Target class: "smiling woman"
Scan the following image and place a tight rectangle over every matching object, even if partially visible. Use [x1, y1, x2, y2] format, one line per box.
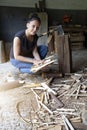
[10, 13, 48, 74]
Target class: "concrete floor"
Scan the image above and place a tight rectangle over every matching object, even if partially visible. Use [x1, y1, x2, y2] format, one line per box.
[0, 49, 86, 129]
[72, 48, 87, 72]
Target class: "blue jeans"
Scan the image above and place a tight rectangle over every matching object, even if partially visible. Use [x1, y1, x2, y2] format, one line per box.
[10, 45, 48, 74]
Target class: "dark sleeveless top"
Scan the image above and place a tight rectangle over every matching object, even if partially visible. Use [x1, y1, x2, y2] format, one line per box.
[10, 30, 38, 59]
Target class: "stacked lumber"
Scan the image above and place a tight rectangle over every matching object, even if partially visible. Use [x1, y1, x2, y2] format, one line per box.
[70, 32, 85, 50]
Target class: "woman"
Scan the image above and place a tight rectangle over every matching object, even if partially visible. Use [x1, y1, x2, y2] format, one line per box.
[10, 14, 48, 74]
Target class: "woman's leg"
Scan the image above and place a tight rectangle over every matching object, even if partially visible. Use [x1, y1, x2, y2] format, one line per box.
[37, 45, 48, 59]
[10, 58, 33, 74]
[10, 45, 48, 74]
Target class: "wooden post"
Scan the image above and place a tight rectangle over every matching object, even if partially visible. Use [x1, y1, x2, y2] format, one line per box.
[0, 41, 6, 63]
[56, 34, 72, 75]
[47, 34, 55, 54]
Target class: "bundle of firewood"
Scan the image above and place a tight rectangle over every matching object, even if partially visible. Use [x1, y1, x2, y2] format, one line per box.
[31, 55, 57, 73]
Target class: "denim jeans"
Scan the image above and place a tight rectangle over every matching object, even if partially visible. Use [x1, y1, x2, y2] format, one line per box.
[10, 45, 48, 74]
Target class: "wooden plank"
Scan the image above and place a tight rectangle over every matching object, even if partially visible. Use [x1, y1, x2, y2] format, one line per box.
[70, 35, 85, 42]
[64, 35, 72, 73]
[54, 31, 58, 53]
[0, 41, 7, 63]
[38, 125, 62, 130]
[47, 34, 55, 54]
[48, 125, 62, 130]
[56, 35, 72, 75]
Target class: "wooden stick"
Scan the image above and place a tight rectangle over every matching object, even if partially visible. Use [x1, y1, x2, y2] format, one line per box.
[31, 59, 57, 73]
[46, 77, 53, 85]
[49, 92, 63, 107]
[32, 87, 45, 90]
[41, 82, 57, 95]
[44, 92, 48, 104]
[46, 34, 53, 45]
[68, 81, 80, 97]
[62, 115, 69, 130]
[41, 83, 63, 107]
[62, 79, 74, 83]
[66, 94, 87, 97]
[70, 117, 81, 123]
[80, 90, 87, 93]
[58, 90, 67, 98]
[57, 108, 75, 112]
[39, 101, 53, 114]
[31, 88, 40, 99]
[45, 54, 55, 60]
[52, 84, 71, 89]
[75, 85, 81, 99]
[31, 88, 41, 110]
[40, 93, 44, 103]
[62, 115, 75, 130]
[59, 112, 78, 116]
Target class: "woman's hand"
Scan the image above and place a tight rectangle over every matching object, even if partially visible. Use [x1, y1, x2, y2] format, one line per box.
[33, 59, 44, 66]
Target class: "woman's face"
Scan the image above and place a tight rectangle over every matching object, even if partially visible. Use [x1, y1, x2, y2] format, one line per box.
[26, 20, 40, 35]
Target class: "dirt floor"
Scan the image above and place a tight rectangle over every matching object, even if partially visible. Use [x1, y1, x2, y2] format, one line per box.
[0, 49, 87, 130]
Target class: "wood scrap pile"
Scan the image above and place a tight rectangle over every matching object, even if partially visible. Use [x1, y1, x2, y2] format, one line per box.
[1, 65, 87, 129]
[20, 74, 85, 130]
[4, 69, 87, 129]
[62, 73, 87, 99]
[31, 54, 57, 73]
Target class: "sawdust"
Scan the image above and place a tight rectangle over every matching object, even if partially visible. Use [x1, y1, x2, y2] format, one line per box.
[0, 62, 46, 129]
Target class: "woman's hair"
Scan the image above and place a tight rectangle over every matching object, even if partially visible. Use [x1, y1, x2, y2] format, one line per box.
[27, 13, 41, 24]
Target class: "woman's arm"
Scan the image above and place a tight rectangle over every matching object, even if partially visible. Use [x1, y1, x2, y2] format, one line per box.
[13, 37, 35, 63]
[33, 45, 44, 65]
[13, 37, 43, 65]
[33, 46, 41, 60]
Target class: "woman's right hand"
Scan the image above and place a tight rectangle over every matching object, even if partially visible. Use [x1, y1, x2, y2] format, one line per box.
[33, 59, 44, 66]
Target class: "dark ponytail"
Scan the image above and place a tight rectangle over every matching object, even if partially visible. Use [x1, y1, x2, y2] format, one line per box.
[27, 13, 41, 24]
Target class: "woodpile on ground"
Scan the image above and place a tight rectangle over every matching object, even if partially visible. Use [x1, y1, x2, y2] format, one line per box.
[23, 72, 86, 130]
[0, 62, 87, 129]
[8, 70, 87, 129]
